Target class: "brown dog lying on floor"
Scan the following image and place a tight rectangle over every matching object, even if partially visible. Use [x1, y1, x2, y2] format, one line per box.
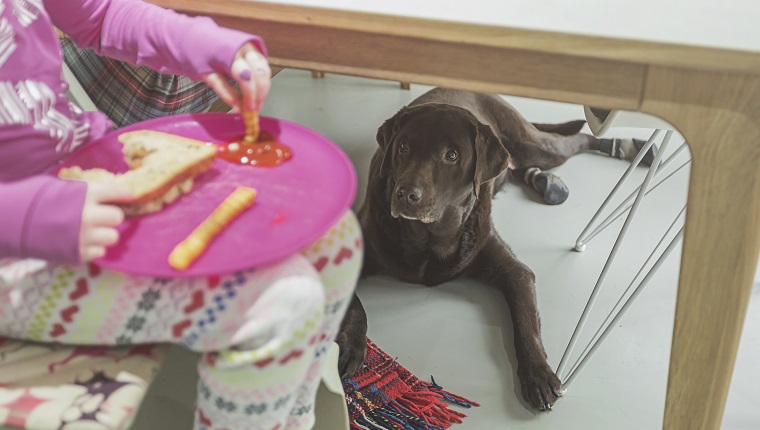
[337, 88, 654, 411]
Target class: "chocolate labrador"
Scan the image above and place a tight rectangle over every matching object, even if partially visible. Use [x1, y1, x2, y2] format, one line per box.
[337, 88, 652, 411]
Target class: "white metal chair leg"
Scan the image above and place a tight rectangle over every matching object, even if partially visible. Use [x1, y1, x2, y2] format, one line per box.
[573, 130, 663, 252]
[557, 131, 673, 377]
[578, 143, 691, 247]
[561, 206, 686, 389]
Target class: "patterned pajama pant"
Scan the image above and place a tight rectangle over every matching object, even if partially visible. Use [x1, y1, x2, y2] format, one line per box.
[0, 211, 362, 430]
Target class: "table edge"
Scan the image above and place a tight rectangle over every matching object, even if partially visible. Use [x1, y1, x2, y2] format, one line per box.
[153, 0, 760, 75]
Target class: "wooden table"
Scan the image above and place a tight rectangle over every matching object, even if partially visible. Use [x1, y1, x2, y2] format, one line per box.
[151, 1, 759, 428]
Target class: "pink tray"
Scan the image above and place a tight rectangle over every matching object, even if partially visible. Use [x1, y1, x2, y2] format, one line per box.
[59, 113, 356, 278]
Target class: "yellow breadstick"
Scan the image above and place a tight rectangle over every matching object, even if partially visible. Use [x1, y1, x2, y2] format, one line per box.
[242, 109, 260, 144]
[169, 187, 257, 270]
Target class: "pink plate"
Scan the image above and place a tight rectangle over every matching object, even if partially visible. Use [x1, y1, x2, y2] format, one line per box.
[59, 113, 356, 278]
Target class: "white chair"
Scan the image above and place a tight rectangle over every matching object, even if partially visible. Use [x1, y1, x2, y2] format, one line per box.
[556, 107, 692, 390]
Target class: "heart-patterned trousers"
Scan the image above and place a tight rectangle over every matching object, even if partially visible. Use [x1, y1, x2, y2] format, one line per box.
[0, 211, 362, 430]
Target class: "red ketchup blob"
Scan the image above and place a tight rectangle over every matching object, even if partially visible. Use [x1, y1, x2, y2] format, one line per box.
[217, 131, 293, 167]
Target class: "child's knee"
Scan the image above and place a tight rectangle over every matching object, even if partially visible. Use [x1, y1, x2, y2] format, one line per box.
[263, 254, 326, 316]
[266, 269, 326, 327]
[228, 255, 326, 348]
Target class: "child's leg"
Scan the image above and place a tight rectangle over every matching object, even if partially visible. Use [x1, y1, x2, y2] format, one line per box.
[0, 211, 362, 430]
[198, 212, 362, 430]
[0, 254, 324, 430]
[193, 256, 327, 430]
[287, 211, 363, 430]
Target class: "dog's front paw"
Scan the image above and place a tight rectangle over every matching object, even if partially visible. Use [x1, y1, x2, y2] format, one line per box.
[336, 329, 367, 378]
[518, 363, 562, 411]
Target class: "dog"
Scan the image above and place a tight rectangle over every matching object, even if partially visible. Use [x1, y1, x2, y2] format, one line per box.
[336, 88, 653, 411]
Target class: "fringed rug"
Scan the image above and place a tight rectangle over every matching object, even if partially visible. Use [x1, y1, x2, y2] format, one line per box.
[342, 338, 479, 430]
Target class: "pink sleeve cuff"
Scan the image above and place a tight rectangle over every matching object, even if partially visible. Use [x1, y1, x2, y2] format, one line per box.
[0, 176, 86, 264]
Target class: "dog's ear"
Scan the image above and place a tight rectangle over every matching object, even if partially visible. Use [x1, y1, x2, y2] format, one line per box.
[376, 107, 408, 178]
[472, 122, 510, 199]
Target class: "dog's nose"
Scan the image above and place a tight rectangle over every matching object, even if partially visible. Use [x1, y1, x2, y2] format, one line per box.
[395, 186, 422, 204]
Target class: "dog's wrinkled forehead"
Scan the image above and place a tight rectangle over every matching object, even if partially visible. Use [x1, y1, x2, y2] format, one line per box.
[397, 106, 476, 147]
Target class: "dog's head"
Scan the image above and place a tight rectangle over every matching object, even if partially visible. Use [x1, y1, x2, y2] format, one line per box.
[376, 103, 510, 224]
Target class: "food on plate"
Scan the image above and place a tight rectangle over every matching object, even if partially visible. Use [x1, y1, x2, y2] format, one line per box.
[242, 108, 260, 143]
[168, 186, 257, 270]
[217, 110, 293, 167]
[58, 130, 217, 216]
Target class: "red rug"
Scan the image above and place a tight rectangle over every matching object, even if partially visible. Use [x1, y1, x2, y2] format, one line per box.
[342, 338, 479, 429]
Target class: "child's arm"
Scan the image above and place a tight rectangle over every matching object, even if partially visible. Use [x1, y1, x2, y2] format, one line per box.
[0, 177, 132, 264]
[0, 177, 87, 263]
[45, 0, 266, 82]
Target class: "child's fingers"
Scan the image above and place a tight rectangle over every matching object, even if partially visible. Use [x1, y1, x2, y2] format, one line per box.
[87, 182, 134, 204]
[81, 245, 106, 262]
[80, 206, 122, 262]
[230, 57, 257, 112]
[204, 43, 270, 112]
[244, 49, 271, 111]
[80, 184, 127, 262]
[82, 203, 125, 229]
[83, 227, 120, 247]
[231, 46, 270, 112]
[204, 72, 241, 112]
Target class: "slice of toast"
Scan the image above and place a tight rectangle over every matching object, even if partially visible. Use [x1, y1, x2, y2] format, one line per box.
[59, 130, 217, 216]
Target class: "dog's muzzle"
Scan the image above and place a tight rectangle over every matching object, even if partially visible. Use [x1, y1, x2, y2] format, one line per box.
[391, 184, 436, 223]
[394, 185, 422, 205]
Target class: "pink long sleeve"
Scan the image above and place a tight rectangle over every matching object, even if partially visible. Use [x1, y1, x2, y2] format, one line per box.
[0, 177, 86, 264]
[46, 0, 266, 81]
[0, 0, 267, 263]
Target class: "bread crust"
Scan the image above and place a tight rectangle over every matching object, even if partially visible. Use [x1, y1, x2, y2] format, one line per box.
[58, 130, 217, 216]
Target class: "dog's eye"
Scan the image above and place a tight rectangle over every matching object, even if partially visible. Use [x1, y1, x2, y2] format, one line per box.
[398, 141, 409, 153]
[445, 149, 459, 162]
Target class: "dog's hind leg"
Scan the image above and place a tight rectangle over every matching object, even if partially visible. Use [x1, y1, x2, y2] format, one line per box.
[513, 167, 570, 205]
[507, 131, 600, 170]
[596, 137, 657, 166]
[526, 123, 657, 167]
[508, 122, 653, 169]
[503, 130, 599, 204]
[507, 129, 656, 204]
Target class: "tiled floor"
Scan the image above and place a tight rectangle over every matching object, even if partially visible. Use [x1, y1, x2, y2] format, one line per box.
[133, 70, 760, 430]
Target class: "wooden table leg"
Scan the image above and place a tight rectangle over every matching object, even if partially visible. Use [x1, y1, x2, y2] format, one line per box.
[642, 67, 760, 430]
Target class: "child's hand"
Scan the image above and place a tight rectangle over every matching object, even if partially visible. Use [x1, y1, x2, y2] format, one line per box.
[203, 43, 271, 113]
[80, 183, 133, 262]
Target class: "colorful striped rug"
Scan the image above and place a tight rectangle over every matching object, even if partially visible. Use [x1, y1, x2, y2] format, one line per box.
[342, 338, 479, 430]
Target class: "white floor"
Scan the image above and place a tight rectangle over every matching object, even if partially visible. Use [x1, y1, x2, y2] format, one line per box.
[133, 70, 760, 430]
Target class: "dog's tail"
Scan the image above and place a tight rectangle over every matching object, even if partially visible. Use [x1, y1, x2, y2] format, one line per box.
[532, 119, 586, 136]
